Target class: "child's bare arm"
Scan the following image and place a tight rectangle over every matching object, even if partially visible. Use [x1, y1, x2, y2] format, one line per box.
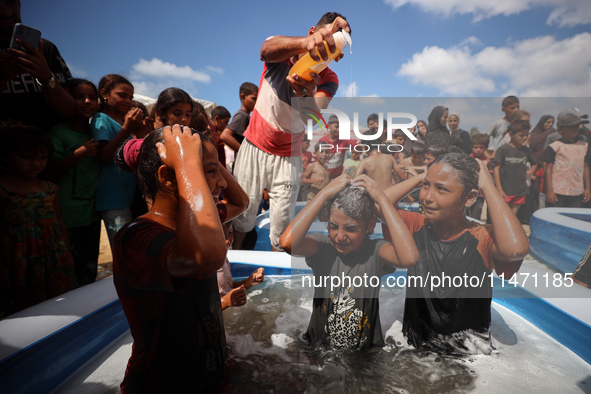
[280, 174, 351, 256]
[355, 159, 368, 177]
[219, 164, 249, 222]
[545, 162, 556, 203]
[220, 285, 246, 310]
[44, 139, 101, 181]
[392, 157, 406, 180]
[493, 164, 506, 198]
[234, 267, 265, 289]
[526, 164, 538, 179]
[383, 173, 424, 204]
[477, 159, 528, 275]
[159, 125, 227, 277]
[583, 162, 591, 203]
[353, 175, 419, 268]
[301, 162, 315, 184]
[98, 108, 144, 163]
[220, 128, 241, 152]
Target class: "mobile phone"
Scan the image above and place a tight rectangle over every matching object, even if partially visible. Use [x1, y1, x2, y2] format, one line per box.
[9, 23, 41, 52]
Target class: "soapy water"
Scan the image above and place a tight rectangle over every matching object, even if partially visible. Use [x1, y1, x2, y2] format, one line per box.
[223, 275, 591, 393]
[55, 275, 591, 393]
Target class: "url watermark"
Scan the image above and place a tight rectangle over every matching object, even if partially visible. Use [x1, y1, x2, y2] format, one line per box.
[301, 271, 574, 292]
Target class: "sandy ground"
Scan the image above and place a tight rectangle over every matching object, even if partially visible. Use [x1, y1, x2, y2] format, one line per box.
[96, 222, 113, 281]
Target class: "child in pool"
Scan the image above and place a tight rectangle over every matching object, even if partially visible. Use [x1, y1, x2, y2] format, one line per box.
[0, 124, 77, 318]
[217, 220, 265, 310]
[280, 174, 419, 349]
[112, 124, 248, 393]
[383, 152, 529, 354]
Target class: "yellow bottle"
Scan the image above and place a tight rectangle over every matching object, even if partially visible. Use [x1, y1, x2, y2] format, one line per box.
[289, 30, 352, 81]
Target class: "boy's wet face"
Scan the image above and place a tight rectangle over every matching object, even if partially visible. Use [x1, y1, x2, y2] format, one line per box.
[420, 163, 469, 222]
[327, 208, 367, 255]
[201, 141, 227, 202]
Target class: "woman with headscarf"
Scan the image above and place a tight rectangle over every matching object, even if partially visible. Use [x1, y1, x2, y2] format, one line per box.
[424, 105, 452, 147]
[527, 115, 555, 212]
[448, 113, 472, 154]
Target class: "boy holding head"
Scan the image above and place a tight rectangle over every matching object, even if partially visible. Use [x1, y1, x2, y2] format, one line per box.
[280, 174, 418, 349]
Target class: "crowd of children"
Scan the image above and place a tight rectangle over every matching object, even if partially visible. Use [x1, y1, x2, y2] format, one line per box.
[1, 4, 590, 388]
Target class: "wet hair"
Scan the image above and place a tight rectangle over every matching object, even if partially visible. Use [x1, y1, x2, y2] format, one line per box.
[316, 12, 350, 35]
[507, 119, 531, 134]
[0, 123, 54, 172]
[211, 106, 231, 120]
[66, 78, 98, 96]
[431, 152, 479, 199]
[239, 82, 258, 96]
[471, 133, 490, 147]
[502, 95, 519, 108]
[151, 87, 193, 120]
[329, 185, 374, 225]
[410, 142, 426, 156]
[98, 74, 133, 110]
[116, 127, 211, 203]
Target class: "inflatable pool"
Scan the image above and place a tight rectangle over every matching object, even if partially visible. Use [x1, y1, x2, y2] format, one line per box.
[0, 250, 590, 393]
[529, 208, 591, 274]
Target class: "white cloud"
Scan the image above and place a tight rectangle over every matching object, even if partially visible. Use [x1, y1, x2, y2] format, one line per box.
[397, 32, 591, 97]
[383, 0, 591, 26]
[341, 81, 359, 97]
[206, 65, 224, 74]
[131, 58, 211, 83]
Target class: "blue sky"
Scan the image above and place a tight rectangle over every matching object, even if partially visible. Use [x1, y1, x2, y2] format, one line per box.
[22, 0, 591, 128]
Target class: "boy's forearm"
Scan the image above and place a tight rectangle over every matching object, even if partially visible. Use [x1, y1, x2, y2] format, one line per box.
[377, 196, 419, 266]
[480, 180, 529, 261]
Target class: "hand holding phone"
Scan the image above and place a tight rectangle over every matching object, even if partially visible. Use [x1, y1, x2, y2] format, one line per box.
[9, 23, 41, 53]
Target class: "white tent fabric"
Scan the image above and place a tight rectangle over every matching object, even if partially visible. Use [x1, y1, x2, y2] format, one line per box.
[133, 93, 216, 115]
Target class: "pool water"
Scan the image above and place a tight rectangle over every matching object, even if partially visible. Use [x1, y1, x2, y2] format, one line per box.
[222, 276, 591, 393]
[55, 275, 591, 393]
